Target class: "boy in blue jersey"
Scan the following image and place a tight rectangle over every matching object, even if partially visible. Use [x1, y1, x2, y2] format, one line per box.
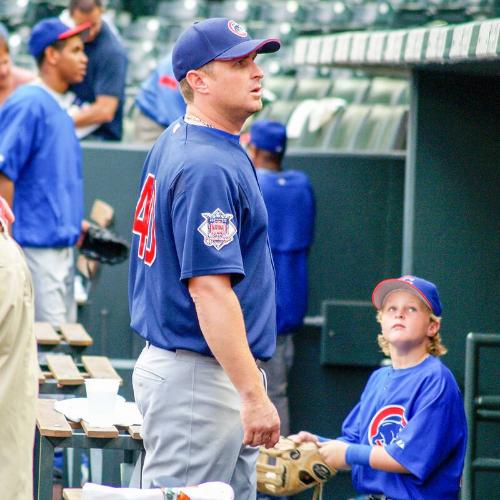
[129, 18, 281, 499]
[0, 18, 89, 326]
[291, 276, 467, 500]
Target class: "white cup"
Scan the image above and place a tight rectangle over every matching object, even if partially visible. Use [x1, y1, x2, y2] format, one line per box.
[84, 378, 120, 427]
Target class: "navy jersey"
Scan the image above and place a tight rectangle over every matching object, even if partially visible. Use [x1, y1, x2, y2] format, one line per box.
[129, 119, 276, 360]
[135, 56, 186, 128]
[0, 85, 83, 247]
[257, 169, 315, 335]
[339, 355, 467, 500]
[71, 22, 127, 141]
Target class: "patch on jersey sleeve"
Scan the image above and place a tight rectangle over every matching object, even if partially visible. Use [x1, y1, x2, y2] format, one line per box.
[198, 208, 237, 250]
[368, 405, 407, 447]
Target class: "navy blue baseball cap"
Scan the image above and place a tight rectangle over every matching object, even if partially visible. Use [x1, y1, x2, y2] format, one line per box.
[250, 120, 287, 154]
[172, 18, 280, 82]
[28, 18, 91, 58]
[372, 275, 443, 316]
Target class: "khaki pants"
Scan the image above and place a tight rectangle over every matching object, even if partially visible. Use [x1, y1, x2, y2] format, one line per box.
[0, 227, 38, 499]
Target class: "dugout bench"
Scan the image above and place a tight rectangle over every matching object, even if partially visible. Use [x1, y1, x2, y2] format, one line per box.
[35, 399, 144, 500]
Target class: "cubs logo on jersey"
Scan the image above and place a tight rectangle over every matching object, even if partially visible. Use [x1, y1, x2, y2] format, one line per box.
[368, 405, 407, 447]
[198, 208, 237, 250]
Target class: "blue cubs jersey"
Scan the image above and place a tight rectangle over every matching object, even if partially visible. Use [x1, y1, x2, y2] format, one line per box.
[128, 119, 276, 360]
[339, 355, 467, 500]
[135, 56, 186, 128]
[0, 85, 83, 247]
[257, 169, 315, 335]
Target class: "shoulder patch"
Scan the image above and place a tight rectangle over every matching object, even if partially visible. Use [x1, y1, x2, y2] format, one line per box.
[197, 208, 237, 250]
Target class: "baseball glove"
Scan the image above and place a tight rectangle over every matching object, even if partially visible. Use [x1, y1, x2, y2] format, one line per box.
[257, 437, 336, 499]
[79, 224, 129, 265]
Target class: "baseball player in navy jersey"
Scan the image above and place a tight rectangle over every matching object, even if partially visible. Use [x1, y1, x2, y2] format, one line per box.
[291, 276, 467, 500]
[129, 18, 281, 498]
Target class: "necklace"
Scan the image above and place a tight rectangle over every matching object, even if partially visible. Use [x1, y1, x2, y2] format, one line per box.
[184, 114, 214, 128]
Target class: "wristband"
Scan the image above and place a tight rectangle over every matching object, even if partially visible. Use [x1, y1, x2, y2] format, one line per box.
[345, 444, 372, 466]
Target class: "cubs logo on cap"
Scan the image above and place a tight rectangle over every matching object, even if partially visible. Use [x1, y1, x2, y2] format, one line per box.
[368, 405, 407, 447]
[372, 275, 443, 316]
[227, 20, 247, 37]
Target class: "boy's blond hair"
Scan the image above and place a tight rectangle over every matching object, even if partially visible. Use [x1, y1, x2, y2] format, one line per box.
[376, 309, 447, 357]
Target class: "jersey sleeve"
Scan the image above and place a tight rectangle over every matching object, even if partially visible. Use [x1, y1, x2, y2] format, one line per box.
[171, 163, 245, 283]
[385, 371, 467, 481]
[0, 97, 40, 181]
[337, 401, 362, 444]
[93, 48, 127, 98]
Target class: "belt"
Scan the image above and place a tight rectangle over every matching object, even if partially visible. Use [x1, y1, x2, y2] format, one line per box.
[367, 495, 391, 500]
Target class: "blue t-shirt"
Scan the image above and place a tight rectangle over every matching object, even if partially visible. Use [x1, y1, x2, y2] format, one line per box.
[71, 22, 127, 141]
[128, 119, 277, 360]
[257, 169, 315, 335]
[339, 356, 467, 500]
[135, 56, 186, 127]
[0, 85, 83, 247]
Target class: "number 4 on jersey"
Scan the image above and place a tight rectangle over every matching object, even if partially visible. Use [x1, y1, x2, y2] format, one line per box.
[133, 173, 157, 266]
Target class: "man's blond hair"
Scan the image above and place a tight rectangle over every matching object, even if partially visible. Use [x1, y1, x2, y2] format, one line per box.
[376, 309, 447, 357]
[178, 62, 215, 104]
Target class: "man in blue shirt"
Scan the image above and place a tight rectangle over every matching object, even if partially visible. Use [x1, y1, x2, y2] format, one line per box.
[133, 55, 186, 143]
[247, 120, 315, 441]
[129, 18, 281, 499]
[0, 18, 89, 325]
[69, 0, 127, 141]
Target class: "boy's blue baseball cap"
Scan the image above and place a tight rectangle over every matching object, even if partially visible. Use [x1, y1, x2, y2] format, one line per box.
[372, 275, 443, 316]
[172, 18, 280, 82]
[28, 18, 90, 58]
[250, 120, 287, 154]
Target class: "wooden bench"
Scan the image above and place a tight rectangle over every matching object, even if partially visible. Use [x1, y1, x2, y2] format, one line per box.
[36, 322, 93, 347]
[38, 355, 123, 396]
[35, 399, 144, 500]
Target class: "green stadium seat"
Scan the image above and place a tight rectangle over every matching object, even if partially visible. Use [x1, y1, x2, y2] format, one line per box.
[290, 97, 346, 149]
[324, 104, 372, 150]
[390, 0, 430, 27]
[363, 77, 409, 105]
[290, 77, 333, 99]
[263, 75, 297, 101]
[351, 104, 408, 151]
[156, 0, 206, 23]
[207, 0, 254, 22]
[329, 77, 371, 103]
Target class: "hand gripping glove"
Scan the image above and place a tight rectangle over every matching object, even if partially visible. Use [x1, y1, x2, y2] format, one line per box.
[79, 223, 129, 265]
[257, 437, 336, 499]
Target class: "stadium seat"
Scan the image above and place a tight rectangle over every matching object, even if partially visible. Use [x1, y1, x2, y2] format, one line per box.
[289, 97, 347, 149]
[207, 0, 255, 22]
[324, 104, 372, 150]
[329, 77, 371, 103]
[351, 104, 408, 151]
[305, 1, 354, 32]
[389, 0, 430, 27]
[263, 75, 297, 101]
[363, 77, 409, 105]
[428, 0, 469, 23]
[349, 1, 393, 30]
[156, 0, 206, 23]
[290, 77, 333, 99]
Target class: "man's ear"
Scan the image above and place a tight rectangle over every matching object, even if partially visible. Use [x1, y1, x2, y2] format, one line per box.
[43, 45, 60, 66]
[185, 69, 210, 95]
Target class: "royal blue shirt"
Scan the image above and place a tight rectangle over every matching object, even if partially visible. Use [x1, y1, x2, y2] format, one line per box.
[339, 356, 467, 500]
[129, 119, 277, 360]
[0, 85, 83, 247]
[71, 22, 127, 141]
[257, 169, 315, 335]
[135, 56, 186, 127]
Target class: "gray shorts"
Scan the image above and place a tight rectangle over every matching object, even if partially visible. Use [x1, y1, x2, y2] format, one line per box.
[133, 345, 259, 499]
[23, 246, 76, 325]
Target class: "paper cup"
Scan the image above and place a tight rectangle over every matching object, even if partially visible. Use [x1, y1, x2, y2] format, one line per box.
[85, 378, 120, 427]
